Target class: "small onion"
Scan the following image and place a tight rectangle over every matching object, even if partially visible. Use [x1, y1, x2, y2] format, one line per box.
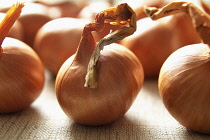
[55, 3, 144, 125]
[0, 3, 45, 113]
[159, 44, 210, 134]
[34, 17, 89, 75]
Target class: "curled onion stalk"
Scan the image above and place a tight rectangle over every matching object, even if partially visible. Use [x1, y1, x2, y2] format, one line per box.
[145, 2, 210, 134]
[0, 3, 45, 113]
[55, 3, 144, 125]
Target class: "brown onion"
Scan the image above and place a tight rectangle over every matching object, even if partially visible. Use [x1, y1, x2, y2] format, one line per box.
[34, 17, 89, 75]
[18, 2, 52, 47]
[159, 44, 210, 134]
[121, 13, 201, 78]
[146, 2, 210, 134]
[55, 3, 144, 125]
[0, 3, 45, 113]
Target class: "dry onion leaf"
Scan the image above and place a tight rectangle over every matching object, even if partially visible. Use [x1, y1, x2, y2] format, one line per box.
[144, 1, 210, 45]
[84, 3, 137, 88]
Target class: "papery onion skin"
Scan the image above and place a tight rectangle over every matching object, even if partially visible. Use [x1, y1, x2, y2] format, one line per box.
[56, 43, 144, 125]
[0, 37, 45, 113]
[158, 44, 210, 134]
[34, 18, 89, 75]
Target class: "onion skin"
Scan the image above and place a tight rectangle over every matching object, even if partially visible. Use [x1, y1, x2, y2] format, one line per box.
[56, 2, 143, 126]
[158, 44, 210, 134]
[56, 43, 144, 125]
[34, 18, 89, 75]
[0, 37, 45, 113]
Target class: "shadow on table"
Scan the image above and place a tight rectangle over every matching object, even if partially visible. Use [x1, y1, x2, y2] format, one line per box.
[142, 78, 159, 95]
[66, 115, 164, 139]
[66, 113, 210, 140]
[0, 106, 46, 139]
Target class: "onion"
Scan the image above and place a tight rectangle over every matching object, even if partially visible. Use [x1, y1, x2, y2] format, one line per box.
[34, 0, 87, 18]
[0, 3, 45, 113]
[34, 17, 89, 76]
[159, 44, 210, 134]
[146, 2, 210, 134]
[121, 13, 201, 78]
[18, 2, 52, 47]
[55, 3, 144, 125]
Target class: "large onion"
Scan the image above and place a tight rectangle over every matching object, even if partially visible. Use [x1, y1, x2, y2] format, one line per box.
[159, 44, 210, 134]
[146, 1, 210, 134]
[55, 3, 144, 125]
[0, 3, 44, 113]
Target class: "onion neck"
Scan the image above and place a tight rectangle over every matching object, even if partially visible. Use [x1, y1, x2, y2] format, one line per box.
[74, 19, 105, 64]
[74, 27, 95, 63]
[84, 3, 137, 88]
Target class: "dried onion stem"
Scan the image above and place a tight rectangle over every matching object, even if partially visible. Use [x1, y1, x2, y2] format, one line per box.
[85, 3, 137, 88]
[144, 1, 210, 45]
